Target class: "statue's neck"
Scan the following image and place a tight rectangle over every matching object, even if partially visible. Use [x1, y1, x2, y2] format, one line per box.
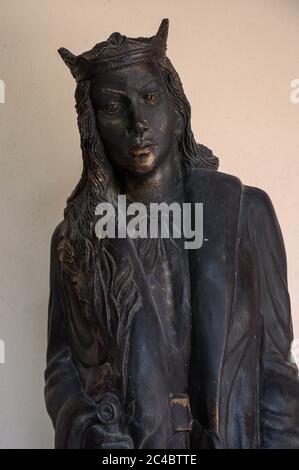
[123, 147, 184, 204]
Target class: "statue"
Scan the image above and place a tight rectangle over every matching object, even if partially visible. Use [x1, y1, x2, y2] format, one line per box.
[45, 19, 299, 449]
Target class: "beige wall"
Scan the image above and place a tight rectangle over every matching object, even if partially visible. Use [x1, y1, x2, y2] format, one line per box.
[0, 0, 298, 448]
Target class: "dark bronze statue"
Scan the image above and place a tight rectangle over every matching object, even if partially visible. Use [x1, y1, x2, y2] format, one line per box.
[45, 19, 299, 449]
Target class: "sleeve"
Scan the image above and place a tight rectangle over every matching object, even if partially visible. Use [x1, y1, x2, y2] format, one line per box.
[44, 223, 98, 448]
[244, 186, 299, 449]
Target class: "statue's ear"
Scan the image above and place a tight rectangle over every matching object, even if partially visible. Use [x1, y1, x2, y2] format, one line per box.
[156, 18, 169, 44]
[58, 47, 78, 79]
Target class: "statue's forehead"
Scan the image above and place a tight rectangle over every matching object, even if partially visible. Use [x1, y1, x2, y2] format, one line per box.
[90, 60, 162, 92]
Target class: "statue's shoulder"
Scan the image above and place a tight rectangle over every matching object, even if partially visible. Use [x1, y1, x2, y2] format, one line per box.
[242, 184, 274, 213]
[184, 168, 243, 202]
[240, 185, 280, 242]
[184, 168, 278, 227]
[185, 168, 273, 210]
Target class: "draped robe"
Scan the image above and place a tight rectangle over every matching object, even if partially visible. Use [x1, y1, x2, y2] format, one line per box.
[45, 168, 299, 449]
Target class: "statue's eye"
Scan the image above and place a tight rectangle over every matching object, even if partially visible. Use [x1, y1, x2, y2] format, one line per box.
[144, 93, 159, 104]
[104, 102, 119, 114]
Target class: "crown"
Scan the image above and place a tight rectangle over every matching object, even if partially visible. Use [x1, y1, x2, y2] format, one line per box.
[58, 19, 169, 82]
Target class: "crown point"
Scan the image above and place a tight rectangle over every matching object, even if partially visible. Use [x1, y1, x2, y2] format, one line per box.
[58, 47, 77, 65]
[156, 18, 169, 43]
[107, 32, 128, 49]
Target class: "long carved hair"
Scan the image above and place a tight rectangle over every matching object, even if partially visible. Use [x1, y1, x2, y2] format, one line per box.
[58, 57, 219, 391]
[60, 55, 218, 261]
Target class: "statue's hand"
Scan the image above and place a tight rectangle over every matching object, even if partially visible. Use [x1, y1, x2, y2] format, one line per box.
[83, 424, 134, 449]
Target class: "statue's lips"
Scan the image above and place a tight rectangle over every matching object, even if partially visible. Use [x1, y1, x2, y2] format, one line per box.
[129, 143, 156, 160]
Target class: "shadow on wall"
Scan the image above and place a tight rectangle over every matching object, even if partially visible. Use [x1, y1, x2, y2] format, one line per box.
[0, 340, 5, 364]
[0, 79, 5, 103]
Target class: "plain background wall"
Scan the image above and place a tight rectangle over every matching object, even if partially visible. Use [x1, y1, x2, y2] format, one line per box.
[0, 0, 298, 448]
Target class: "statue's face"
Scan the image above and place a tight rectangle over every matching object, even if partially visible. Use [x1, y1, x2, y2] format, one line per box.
[90, 60, 177, 176]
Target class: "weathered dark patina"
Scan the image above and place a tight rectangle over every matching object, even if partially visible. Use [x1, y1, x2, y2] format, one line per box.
[45, 19, 299, 449]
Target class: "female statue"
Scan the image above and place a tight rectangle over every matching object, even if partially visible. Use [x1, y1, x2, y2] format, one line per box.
[45, 19, 299, 449]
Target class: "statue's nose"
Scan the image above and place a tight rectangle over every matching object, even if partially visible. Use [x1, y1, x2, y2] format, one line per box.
[135, 119, 149, 136]
[127, 101, 149, 136]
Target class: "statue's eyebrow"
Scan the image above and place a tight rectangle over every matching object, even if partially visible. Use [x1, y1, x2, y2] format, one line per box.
[136, 76, 162, 90]
[102, 78, 162, 97]
[104, 88, 129, 98]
